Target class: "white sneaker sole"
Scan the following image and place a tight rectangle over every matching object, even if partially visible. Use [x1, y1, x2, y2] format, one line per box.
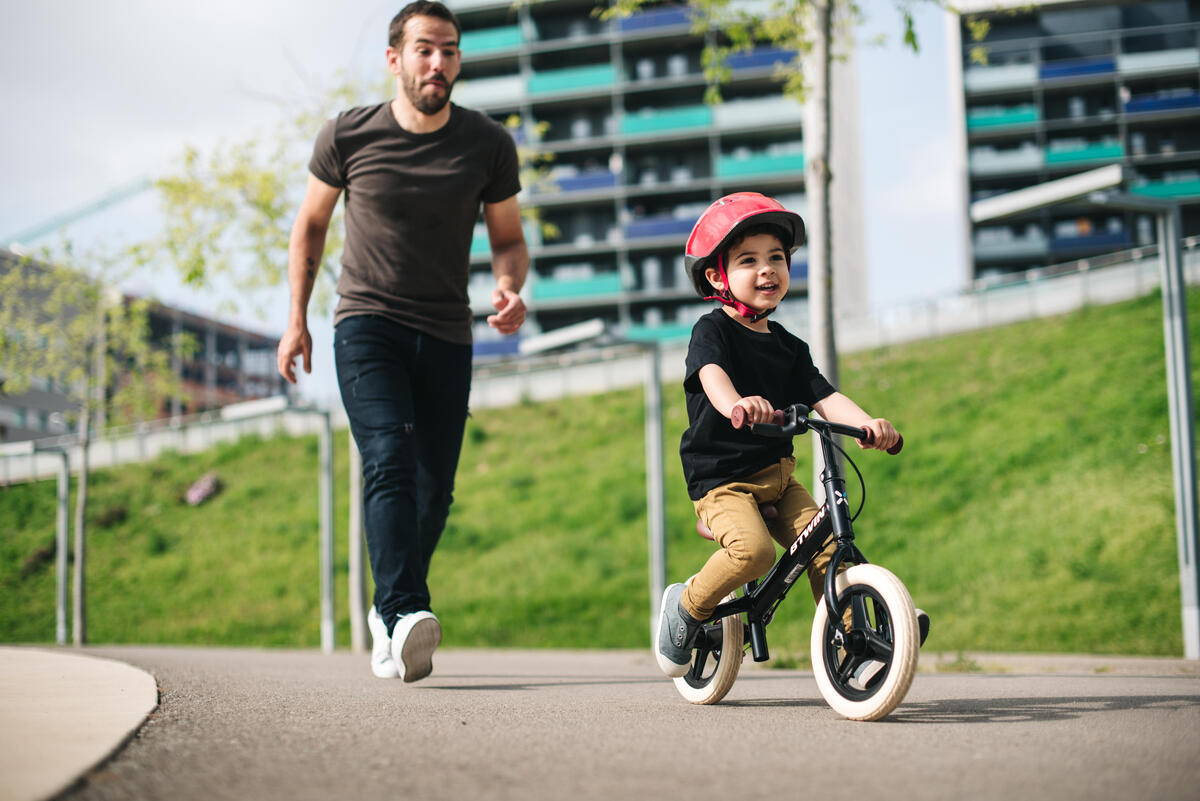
[392, 612, 441, 683]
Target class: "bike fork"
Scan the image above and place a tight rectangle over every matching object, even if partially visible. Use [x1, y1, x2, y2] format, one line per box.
[744, 578, 770, 662]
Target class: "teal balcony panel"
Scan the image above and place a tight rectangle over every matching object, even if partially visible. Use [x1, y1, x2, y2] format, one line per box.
[532, 274, 623, 301]
[1044, 142, 1124, 164]
[621, 105, 713, 135]
[967, 105, 1040, 129]
[1131, 180, 1200, 199]
[716, 152, 805, 178]
[460, 25, 523, 54]
[625, 323, 693, 343]
[528, 64, 617, 95]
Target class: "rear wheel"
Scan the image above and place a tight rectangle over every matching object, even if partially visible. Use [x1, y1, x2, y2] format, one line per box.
[673, 590, 743, 704]
[810, 564, 918, 721]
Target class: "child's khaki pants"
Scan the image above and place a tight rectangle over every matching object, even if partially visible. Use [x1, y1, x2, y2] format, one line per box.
[682, 456, 841, 622]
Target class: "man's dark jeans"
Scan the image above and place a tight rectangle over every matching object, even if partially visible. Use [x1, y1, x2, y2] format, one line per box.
[334, 314, 472, 631]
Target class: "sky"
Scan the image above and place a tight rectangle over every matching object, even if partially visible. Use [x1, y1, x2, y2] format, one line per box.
[0, 0, 965, 406]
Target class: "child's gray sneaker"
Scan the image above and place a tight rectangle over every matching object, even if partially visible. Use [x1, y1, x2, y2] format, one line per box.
[391, 610, 441, 683]
[367, 605, 399, 679]
[852, 659, 885, 690]
[655, 583, 700, 678]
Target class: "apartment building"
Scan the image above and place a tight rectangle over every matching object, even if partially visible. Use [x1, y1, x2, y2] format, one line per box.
[0, 249, 288, 443]
[447, 0, 866, 356]
[948, 0, 1200, 285]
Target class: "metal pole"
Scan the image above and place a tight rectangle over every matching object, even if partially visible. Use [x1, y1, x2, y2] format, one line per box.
[1157, 209, 1199, 659]
[318, 411, 335, 654]
[348, 434, 367, 654]
[55, 449, 69, 645]
[644, 345, 666, 644]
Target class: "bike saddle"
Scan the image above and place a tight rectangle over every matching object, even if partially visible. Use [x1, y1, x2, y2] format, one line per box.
[695, 504, 779, 541]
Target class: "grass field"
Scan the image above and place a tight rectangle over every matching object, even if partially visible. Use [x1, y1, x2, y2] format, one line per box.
[2, 288, 1197, 656]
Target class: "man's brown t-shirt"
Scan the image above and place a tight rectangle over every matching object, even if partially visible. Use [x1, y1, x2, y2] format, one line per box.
[309, 102, 521, 344]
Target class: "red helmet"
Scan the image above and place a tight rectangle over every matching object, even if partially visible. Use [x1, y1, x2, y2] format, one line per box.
[684, 192, 806, 298]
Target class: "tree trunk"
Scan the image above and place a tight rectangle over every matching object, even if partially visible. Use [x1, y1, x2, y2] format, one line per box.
[805, 0, 839, 496]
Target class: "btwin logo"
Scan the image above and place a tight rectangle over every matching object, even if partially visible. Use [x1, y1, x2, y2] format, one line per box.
[788, 505, 828, 557]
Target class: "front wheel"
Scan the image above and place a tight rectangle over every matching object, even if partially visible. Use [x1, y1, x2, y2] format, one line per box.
[810, 564, 918, 721]
[673, 590, 743, 704]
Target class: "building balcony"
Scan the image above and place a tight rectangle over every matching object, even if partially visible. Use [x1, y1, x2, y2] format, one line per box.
[964, 63, 1037, 93]
[460, 24, 524, 55]
[529, 64, 618, 96]
[973, 231, 1048, 260]
[1044, 141, 1124, 165]
[1049, 231, 1130, 254]
[969, 144, 1043, 175]
[624, 322, 693, 342]
[454, 74, 525, 108]
[1125, 90, 1200, 114]
[967, 104, 1040, 130]
[531, 273, 624, 302]
[624, 215, 698, 240]
[1131, 179, 1200, 200]
[617, 6, 691, 33]
[621, 104, 712, 135]
[716, 151, 805, 178]
[1116, 48, 1200, 77]
[1040, 56, 1115, 81]
[713, 96, 804, 128]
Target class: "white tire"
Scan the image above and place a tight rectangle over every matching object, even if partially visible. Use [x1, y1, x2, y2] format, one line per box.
[810, 564, 918, 721]
[673, 590, 743, 704]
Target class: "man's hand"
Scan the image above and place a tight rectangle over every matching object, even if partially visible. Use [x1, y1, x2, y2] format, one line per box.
[731, 395, 775, 425]
[277, 322, 312, 384]
[487, 287, 526, 335]
[859, 418, 900, 451]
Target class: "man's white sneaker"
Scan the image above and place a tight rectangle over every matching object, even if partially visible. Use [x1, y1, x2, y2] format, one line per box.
[391, 610, 441, 683]
[367, 606, 399, 679]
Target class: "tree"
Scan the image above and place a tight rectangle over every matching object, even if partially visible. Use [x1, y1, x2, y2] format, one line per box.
[0, 245, 189, 643]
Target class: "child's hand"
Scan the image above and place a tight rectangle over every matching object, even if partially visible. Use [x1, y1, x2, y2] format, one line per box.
[731, 396, 775, 425]
[859, 418, 900, 451]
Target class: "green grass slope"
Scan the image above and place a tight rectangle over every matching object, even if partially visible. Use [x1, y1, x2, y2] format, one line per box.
[2, 289, 1197, 655]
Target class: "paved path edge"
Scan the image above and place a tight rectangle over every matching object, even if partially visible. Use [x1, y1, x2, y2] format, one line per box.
[0, 647, 158, 801]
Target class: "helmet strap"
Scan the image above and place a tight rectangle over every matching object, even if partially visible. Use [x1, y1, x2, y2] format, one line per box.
[702, 253, 777, 324]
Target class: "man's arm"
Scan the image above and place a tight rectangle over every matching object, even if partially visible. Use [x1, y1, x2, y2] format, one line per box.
[483, 194, 528, 335]
[277, 174, 342, 383]
[813, 391, 899, 451]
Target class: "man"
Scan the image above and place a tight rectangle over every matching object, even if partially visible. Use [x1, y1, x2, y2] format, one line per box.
[277, 0, 528, 683]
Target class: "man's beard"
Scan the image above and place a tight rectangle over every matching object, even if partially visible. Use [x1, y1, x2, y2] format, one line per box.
[402, 70, 454, 115]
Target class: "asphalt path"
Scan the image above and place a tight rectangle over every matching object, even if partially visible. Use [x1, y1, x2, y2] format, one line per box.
[64, 647, 1199, 801]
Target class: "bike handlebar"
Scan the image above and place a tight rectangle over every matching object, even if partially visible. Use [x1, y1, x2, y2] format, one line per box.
[730, 403, 904, 455]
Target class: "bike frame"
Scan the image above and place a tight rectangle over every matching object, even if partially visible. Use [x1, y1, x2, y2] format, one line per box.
[703, 406, 870, 662]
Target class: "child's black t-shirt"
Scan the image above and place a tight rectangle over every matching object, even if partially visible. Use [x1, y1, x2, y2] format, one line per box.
[680, 309, 836, 500]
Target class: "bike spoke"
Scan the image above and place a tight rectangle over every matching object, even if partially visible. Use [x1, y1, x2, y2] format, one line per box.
[863, 630, 894, 660]
[836, 652, 861, 685]
[849, 594, 870, 630]
[691, 649, 710, 679]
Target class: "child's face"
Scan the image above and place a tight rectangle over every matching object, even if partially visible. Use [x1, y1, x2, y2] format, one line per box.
[704, 232, 789, 310]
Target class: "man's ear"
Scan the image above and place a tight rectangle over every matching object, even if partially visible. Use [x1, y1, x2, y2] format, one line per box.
[704, 266, 724, 293]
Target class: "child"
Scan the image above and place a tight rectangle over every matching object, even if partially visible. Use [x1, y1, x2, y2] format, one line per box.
[656, 192, 916, 683]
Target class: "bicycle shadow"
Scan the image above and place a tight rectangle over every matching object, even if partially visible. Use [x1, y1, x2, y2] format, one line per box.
[886, 694, 1200, 724]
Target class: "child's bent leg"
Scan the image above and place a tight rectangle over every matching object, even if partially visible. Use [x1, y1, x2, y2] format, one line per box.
[684, 485, 777, 621]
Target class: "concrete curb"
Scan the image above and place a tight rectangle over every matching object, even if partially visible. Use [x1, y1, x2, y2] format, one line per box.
[0, 647, 158, 801]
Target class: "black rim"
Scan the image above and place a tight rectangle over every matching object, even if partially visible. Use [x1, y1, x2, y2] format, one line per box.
[683, 623, 729, 689]
[821, 585, 895, 702]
